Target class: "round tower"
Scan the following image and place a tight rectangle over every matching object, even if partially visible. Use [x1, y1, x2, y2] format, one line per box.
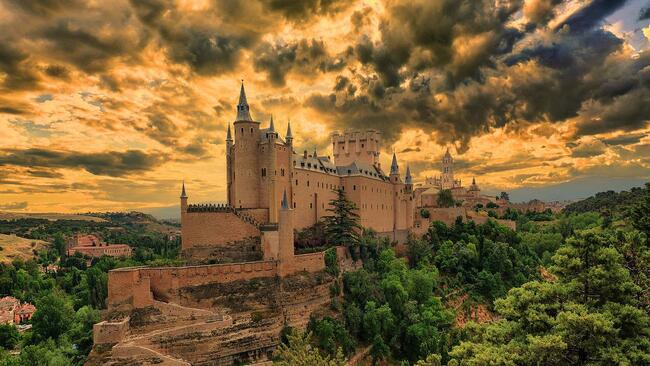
[232, 82, 261, 209]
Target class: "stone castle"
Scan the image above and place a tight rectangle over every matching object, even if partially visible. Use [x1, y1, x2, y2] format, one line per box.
[91, 84, 518, 365]
[180, 82, 416, 265]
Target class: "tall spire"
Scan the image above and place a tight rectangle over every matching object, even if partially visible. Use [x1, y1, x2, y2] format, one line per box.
[444, 147, 452, 158]
[405, 165, 412, 185]
[269, 115, 275, 132]
[281, 189, 289, 209]
[472, 177, 476, 185]
[390, 152, 399, 175]
[236, 81, 253, 121]
[285, 119, 293, 140]
[180, 181, 187, 198]
[226, 123, 232, 141]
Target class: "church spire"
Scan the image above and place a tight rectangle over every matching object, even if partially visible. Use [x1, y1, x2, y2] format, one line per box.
[390, 152, 399, 175]
[180, 180, 187, 198]
[236, 81, 253, 121]
[405, 165, 412, 185]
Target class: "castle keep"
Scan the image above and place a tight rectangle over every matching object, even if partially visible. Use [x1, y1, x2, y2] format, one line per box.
[180, 83, 415, 263]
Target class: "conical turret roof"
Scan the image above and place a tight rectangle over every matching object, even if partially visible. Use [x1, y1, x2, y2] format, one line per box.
[236, 82, 253, 121]
[286, 120, 293, 140]
[390, 152, 399, 175]
[281, 190, 289, 209]
[180, 181, 187, 198]
[405, 165, 412, 185]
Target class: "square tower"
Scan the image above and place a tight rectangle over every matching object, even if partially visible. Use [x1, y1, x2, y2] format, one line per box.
[331, 130, 381, 167]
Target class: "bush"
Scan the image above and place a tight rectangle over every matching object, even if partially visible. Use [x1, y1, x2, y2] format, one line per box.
[420, 209, 430, 219]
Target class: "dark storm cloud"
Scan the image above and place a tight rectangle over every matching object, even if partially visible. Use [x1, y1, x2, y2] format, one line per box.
[602, 133, 647, 146]
[5, 0, 82, 16]
[640, 4, 650, 20]
[0, 148, 167, 177]
[260, 0, 351, 22]
[253, 39, 347, 86]
[0, 42, 40, 90]
[554, 0, 628, 33]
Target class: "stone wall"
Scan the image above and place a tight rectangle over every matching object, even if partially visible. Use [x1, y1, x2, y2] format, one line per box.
[108, 261, 279, 310]
[93, 317, 129, 345]
[285, 252, 325, 274]
[182, 211, 260, 253]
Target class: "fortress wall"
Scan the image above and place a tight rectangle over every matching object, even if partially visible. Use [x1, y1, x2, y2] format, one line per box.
[285, 252, 325, 274]
[108, 261, 279, 309]
[93, 317, 129, 345]
[182, 211, 259, 251]
[292, 169, 340, 229]
[422, 207, 467, 226]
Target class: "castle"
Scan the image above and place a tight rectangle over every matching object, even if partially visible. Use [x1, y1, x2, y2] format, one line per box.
[180, 83, 416, 264]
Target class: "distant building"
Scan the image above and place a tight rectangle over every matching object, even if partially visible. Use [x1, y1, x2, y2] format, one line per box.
[0, 296, 35, 325]
[66, 234, 132, 258]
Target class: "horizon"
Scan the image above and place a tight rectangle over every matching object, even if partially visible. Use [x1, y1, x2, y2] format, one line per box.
[1, 0, 649, 213]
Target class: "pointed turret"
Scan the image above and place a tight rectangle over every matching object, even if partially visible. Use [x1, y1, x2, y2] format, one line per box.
[269, 115, 275, 132]
[405, 165, 413, 185]
[313, 148, 318, 158]
[390, 152, 399, 175]
[226, 123, 232, 141]
[236, 81, 253, 121]
[281, 190, 289, 209]
[472, 177, 476, 185]
[180, 180, 187, 198]
[285, 120, 293, 142]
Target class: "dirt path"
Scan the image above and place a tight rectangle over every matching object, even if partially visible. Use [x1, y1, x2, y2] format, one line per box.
[347, 345, 371, 366]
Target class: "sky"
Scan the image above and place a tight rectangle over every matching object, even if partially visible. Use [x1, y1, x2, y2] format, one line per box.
[0, 0, 649, 215]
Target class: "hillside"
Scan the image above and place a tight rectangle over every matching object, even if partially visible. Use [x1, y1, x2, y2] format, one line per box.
[563, 183, 649, 214]
[0, 234, 48, 263]
[0, 212, 106, 222]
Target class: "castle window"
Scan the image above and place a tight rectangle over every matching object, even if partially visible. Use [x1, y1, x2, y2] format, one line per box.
[361, 144, 364, 148]
[261, 168, 266, 177]
[296, 179, 298, 185]
[353, 185, 356, 190]
[310, 203, 313, 208]
[241, 128, 244, 133]
[307, 181, 310, 187]
[281, 168, 285, 176]
[250, 128, 253, 133]
[293, 202, 296, 208]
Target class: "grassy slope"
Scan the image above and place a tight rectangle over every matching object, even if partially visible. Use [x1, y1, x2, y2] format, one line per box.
[0, 234, 48, 263]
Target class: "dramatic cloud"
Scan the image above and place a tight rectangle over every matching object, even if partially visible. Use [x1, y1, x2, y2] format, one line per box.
[0, 148, 166, 177]
[0, 0, 648, 212]
[0, 201, 28, 210]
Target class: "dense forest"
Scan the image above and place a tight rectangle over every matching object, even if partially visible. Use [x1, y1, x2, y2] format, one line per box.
[1, 183, 649, 365]
[278, 183, 650, 365]
[0, 213, 180, 365]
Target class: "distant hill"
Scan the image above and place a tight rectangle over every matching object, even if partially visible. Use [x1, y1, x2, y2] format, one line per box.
[563, 183, 648, 214]
[0, 212, 106, 222]
[0, 234, 48, 263]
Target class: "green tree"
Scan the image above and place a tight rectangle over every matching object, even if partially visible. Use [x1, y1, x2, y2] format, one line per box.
[630, 182, 650, 237]
[436, 190, 454, 208]
[52, 233, 66, 259]
[0, 324, 19, 350]
[273, 330, 346, 366]
[31, 291, 75, 342]
[324, 188, 361, 258]
[450, 229, 650, 365]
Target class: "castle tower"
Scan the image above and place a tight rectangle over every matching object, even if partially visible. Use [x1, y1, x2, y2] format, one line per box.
[441, 148, 454, 189]
[266, 116, 279, 223]
[226, 124, 233, 205]
[331, 130, 381, 166]
[232, 82, 261, 208]
[389, 152, 401, 183]
[286, 120, 294, 209]
[404, 166, 414, 229]
[180, 181, 188, 214]
[278, 190, 294, 276]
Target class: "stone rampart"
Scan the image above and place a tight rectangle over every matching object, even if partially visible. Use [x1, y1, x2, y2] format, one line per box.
[93, 317, 129, 345]
[285, 252, 325, 274]
[182, 211, 260, 252]
[108, 261, 278, 310]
